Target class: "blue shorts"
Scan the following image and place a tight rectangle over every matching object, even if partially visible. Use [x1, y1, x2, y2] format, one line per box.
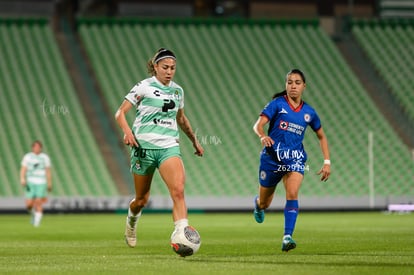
[258, 149, 307, 188]
[130, 146, 181, 175]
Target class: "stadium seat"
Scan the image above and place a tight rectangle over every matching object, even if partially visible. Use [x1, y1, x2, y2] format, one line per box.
[0, 20, 119, 197]
[352, 21, 414, 122]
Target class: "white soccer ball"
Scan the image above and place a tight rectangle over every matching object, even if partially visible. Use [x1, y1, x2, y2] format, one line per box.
[170, 225, 201, 257]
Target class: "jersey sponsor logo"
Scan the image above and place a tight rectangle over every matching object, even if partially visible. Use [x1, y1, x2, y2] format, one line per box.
[162, 99, 175, 112]
[153, 118, 173, 126]
[279, 121, 304, 135]
[279, 108, 288, 114]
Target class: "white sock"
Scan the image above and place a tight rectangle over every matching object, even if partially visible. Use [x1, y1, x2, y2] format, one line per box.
[174, 219, 189, 231]
[33, 212, 42, 227]
[127, 208, 141, 227]
[128, 207, 142, 217]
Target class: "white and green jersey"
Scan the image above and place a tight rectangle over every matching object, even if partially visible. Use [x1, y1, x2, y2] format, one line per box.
[125, 76, 184, 149]
[21, 152, 51, 185]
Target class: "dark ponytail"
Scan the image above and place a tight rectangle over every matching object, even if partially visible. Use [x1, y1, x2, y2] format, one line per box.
[272, 90, 287, 99]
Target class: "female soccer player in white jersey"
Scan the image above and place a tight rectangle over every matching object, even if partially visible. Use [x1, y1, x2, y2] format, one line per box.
[253, 69, 331, 252]
[20, 140, 52, 227]
[115, 48, 204, 248]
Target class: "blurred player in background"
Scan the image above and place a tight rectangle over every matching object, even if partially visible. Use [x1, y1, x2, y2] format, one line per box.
[115, 48, 204, 248]
[20, 140, 52, 227]
[253, 69, 331, 252]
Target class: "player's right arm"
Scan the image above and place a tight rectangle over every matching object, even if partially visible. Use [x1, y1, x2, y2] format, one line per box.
[115, 100, 139, 147]
[46, 167, 52, 192]
[253, 115, 274, 148]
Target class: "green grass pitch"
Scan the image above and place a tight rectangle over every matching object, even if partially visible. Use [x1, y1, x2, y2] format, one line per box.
[0, 212, 413, 274]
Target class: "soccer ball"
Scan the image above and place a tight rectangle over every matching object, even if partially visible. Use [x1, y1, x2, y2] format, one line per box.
[170, 225, 201, 257]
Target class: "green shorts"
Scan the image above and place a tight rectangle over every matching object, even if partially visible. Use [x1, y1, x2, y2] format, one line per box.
[130, 146, 182, 175]
[25, 183, 47, 199]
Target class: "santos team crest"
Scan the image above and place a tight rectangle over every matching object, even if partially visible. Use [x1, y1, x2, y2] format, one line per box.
[173, 90, 181, 100]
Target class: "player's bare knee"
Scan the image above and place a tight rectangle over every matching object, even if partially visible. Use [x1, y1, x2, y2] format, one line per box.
[169, 187, 185, 202]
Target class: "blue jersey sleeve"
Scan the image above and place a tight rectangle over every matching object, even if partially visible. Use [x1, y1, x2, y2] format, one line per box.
[309, 110, 321, 131]
[261, 99, 279, 120]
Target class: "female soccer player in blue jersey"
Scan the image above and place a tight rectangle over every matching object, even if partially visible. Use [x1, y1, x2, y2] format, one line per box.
[253, 69, 331, 252]
[115, 48, 204, 248]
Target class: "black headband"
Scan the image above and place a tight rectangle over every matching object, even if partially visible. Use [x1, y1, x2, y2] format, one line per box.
[153, 49, 176, 64]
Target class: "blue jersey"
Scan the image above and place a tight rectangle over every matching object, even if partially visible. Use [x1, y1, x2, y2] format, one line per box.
[261, 95, 321, 164]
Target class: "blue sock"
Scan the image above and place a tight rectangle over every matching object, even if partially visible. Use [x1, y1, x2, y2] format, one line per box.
[284, 200, 299, 236]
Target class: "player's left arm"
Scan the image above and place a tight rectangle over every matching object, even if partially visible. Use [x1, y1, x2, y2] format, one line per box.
[46, 167, 52, 192]
[176, 108, 204, 157]
[315, 127, 331, 181]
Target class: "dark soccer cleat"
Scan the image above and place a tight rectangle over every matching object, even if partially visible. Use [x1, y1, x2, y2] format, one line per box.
[253, 195, 265, 223]
[281, 235, 296, 252]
